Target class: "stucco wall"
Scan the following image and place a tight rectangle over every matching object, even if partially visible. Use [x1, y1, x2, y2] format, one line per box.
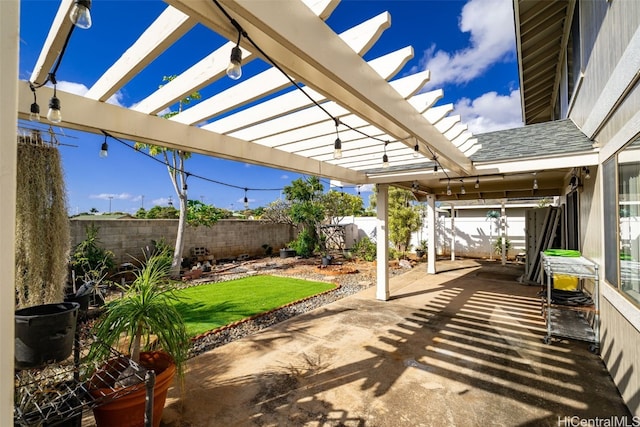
[70, 218, 296, 265]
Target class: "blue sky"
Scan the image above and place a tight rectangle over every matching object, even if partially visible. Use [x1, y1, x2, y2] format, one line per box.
[18, 0, 522, 215]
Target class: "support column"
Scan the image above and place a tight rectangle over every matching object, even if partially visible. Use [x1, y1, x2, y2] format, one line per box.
[427, 195, 436, 274]
[501, 200, 507, 266]
[1, 0, 19, 424]
[450, 205, 456, 261]
[376, 184, 389, 300]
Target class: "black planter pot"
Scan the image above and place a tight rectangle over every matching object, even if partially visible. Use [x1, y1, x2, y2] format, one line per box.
[64, 292, 90, 315]
[279, 249, 297, 258]
[321, 255, 332, 266]
[15, 302, 80, 369]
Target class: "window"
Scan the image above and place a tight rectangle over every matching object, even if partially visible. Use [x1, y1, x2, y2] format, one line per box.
[618, 140, 640, 304]
[604, 157, 618, 286]
[567, 3, 581, 101]
[604, 137, 640, 305]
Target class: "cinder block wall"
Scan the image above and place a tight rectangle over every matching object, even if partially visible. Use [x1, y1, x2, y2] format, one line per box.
[70, 219, 296, 264]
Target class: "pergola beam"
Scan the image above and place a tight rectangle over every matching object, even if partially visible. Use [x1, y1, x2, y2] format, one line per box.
[17, 84, 367, 185]
[167, 0, 474, 176]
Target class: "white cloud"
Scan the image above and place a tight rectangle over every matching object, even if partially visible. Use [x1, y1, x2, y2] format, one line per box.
[454, 89, 523, 134]
[358, 183, 374, 193]
[280, 174, 289, 180]
[55, 80, 125, 107]
[153, 197, 171, 206]
[90, 193, 133, 200]
[418, 0, 516, 89]
[56, 80, 88, 96]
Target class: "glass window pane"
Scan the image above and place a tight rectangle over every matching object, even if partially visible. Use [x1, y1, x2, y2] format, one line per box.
[604, 157, 618, 287]
[618, 139, 640, 305]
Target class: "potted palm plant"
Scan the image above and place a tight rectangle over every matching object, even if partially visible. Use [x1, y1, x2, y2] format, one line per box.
[86, 249, 189, 427]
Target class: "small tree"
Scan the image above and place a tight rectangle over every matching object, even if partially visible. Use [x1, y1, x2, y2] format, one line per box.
[284, 176, 325, 257]
[370, 186, 422, 257]
[69, 224, 115, 288]
[262, 199, 294, 225]
[486, 210, 501, 260]
[321, 190, 363, 224]
[135, 75, 201, 277]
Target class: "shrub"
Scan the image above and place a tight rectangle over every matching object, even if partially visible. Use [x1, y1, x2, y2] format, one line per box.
[290, 228, 315, 258]
[493, 237, 511, 255]
[353, 237, 376, 261]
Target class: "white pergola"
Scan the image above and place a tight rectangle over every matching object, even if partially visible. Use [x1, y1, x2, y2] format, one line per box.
[12, 0, 488, 288]
[0, 0, 597, 422]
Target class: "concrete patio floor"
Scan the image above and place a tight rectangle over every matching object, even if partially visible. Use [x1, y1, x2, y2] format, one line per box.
[161, 260, 631, 426]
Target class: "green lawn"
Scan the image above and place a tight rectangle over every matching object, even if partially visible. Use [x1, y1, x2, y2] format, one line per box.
[172, 275, 335, 337]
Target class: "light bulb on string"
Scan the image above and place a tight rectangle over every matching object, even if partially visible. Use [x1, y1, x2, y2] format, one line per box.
[227, 46, 242, 80]
[333, 118, 342, 159]
[29, 85, 40, 121]
[29, 102, 40, 122]
[446, 181, 452, 196]
[227, 27, 243, 80]
[475, 178, 480, 189]
[69, 0, 92, 29]
[460, 181, 466, 195]
[382, 141, 389, 168]
[244, 188, 249, 209]
[334, 138, 342, 159]
[413, 140, 420, 158]
[99, 136, 108, 158]
[47, 91, 62, 123]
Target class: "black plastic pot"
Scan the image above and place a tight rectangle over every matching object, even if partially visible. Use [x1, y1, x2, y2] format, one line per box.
[64, 292, 90, 314]
[279, 249, 296, 258]
[321, 255, 332, 266]
[15, 302, 80, 369]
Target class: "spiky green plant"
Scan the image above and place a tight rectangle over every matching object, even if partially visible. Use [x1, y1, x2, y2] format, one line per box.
[89, 249, 189, 378]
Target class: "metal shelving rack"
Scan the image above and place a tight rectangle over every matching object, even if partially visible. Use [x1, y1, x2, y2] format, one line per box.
[14, 336, 155, 427]
[540, 253, 600, 353]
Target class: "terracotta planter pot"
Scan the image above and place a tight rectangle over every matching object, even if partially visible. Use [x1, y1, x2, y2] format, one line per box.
[89, 351, 176, 427]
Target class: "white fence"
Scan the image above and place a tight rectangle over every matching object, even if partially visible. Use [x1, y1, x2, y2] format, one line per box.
[338, 206, 529, 259]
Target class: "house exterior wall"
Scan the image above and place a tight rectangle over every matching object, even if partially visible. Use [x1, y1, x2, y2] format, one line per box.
[70, 218, 296, 265]
[569, 0, 640, 140]
[565, 0, 640, 416]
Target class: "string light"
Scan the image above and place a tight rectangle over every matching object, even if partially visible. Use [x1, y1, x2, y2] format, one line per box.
[583, 167, 591, 179]
[99, 134, 108, 158]
[460, 180, 466, 195]
[382, 141, 389, 168]
[475, 177, 480, 189]
[226, 23, 244, 80]
[333, 118, 342, 159]
[446, 180, 452, 196]
[47, 83, 62, 123]
[69, 0, 92, 29]
[413, 139, 419, 158]
[29, 85, 40, 122]
[244, 188, 249, 209]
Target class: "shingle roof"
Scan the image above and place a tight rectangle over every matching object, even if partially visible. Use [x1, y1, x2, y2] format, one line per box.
[471, 119, 594, 162]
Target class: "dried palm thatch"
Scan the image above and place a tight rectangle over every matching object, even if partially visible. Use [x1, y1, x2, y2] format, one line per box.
[15, 132, 70, 308]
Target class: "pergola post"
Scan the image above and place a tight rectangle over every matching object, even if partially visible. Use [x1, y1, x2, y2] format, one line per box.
[501, 200, 507, 266]
[427, 195, 436, 274]
[1, 0, 19, 424]
[376, 184, 389, 301]
[450, 205, 456, 261]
